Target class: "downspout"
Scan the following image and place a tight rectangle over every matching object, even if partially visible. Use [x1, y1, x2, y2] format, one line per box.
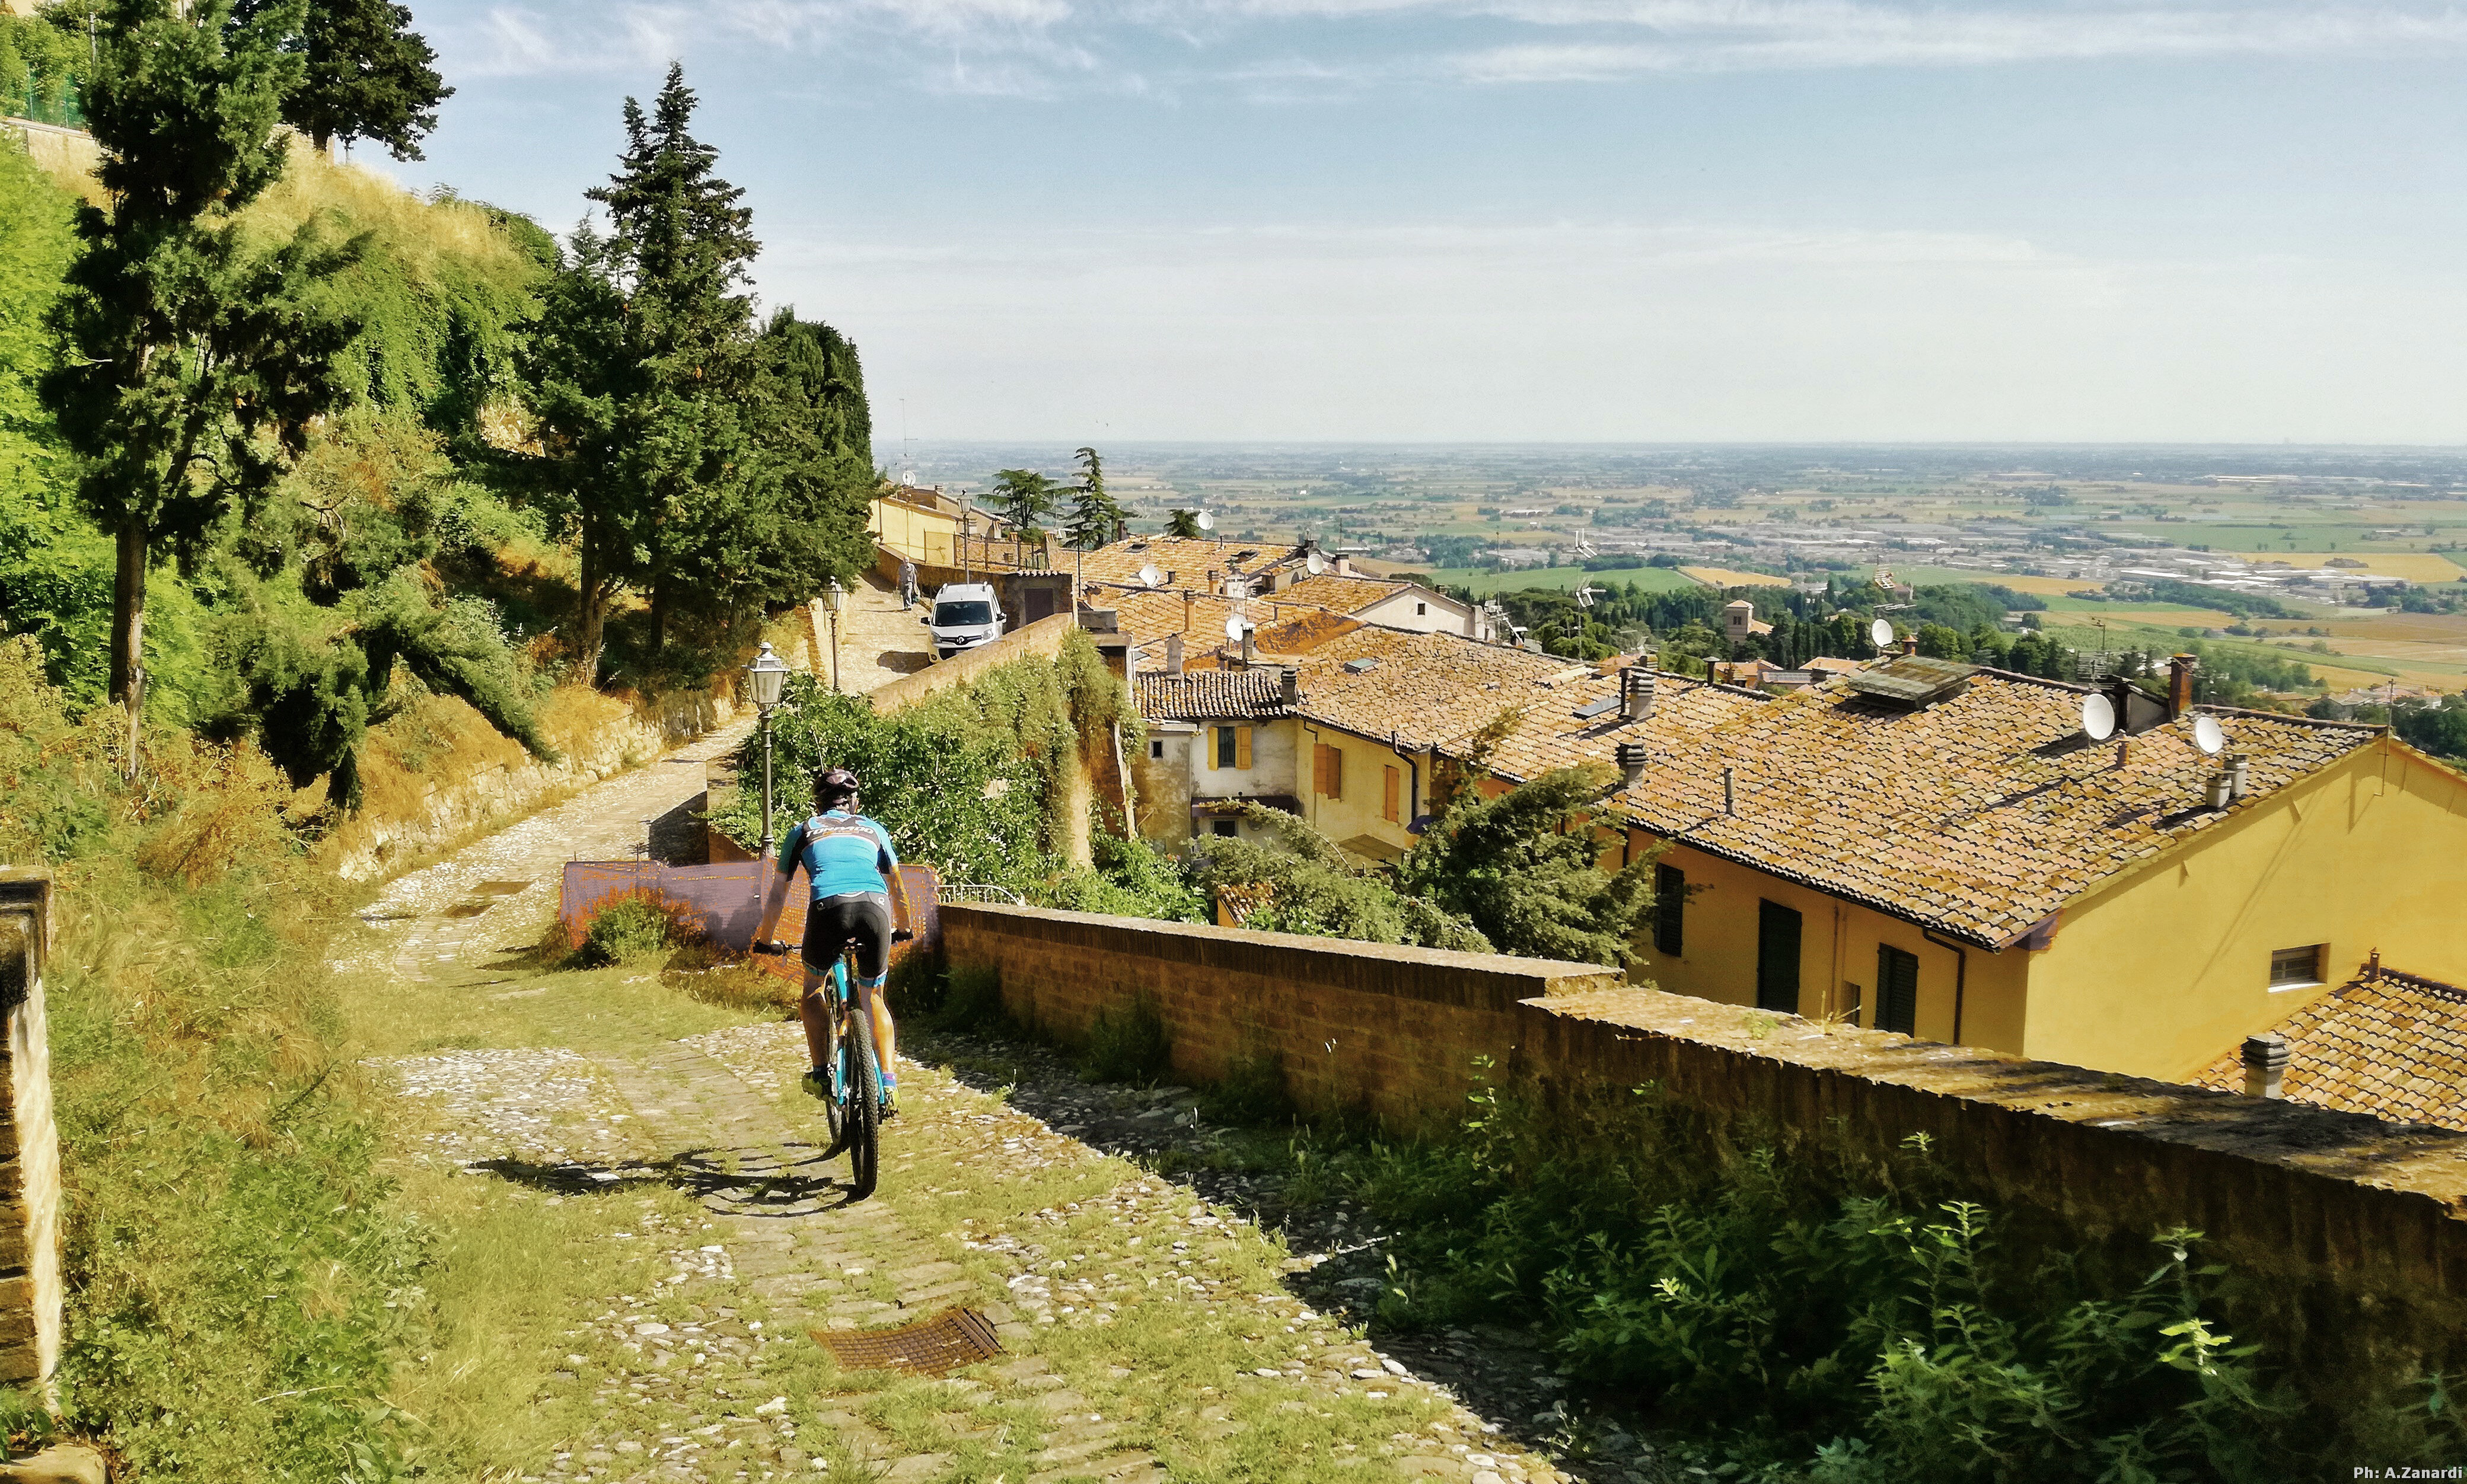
[1389, 730, 1420, 831]
[1921, 925, 1969, 1044]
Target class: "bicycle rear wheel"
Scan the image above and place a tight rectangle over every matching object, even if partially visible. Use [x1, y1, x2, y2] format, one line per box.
[817, 958, 849, 1158]
[845, 1001, 882, 1201]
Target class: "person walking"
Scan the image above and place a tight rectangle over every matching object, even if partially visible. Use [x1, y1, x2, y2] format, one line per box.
[898, 557, 919, 609]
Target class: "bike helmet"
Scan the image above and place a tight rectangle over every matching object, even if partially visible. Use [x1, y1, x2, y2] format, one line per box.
[814, 767, 861, 810]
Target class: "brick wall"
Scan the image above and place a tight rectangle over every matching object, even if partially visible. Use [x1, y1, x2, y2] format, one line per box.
[941, 901, 2467, 1392]
[941, 903, 1620, 1126]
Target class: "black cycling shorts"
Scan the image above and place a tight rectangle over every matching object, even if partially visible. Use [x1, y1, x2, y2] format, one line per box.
[802, 892, 892, 980]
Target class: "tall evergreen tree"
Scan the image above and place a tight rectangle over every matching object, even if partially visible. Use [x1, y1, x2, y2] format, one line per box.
[1165, 508, 1202, 538]
[43, 0, 362, 740]
[1064, 445, 1125, 550]
[238, 0, 450, 158]
[991, 467, 1061, 548]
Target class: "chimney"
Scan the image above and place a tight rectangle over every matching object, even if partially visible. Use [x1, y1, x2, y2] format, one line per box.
[2204, 768, 2232, 810]
[1241, 627, 1257, 666]
[1182, 592, 1195, 632]
[2227, 752, 2251, 801]
[1166, 569, 1178, 586]
[1614, 742, 1648, 790]
[1900, 633, 1919, 658]
[1280, 666, 1299, 707]
[1207, 567, 1220, 595]
[1165, 631, 1185, 675]
[1622, 666, 1657, 722]
[1333, 554, 1352, 577]
[2240, 1032, 2288, 1099]
[1722, 765, 1736, 816]
[2168, 653, 2199, 717]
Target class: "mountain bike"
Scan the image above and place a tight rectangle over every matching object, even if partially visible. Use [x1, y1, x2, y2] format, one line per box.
[761, 925, 907, 1202]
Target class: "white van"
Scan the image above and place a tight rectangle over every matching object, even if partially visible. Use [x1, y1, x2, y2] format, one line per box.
[923, 582, 1006, 660]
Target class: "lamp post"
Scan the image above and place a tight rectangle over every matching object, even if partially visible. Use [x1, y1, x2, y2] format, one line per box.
[747, 642, 791, 860]
[823, 577, 846, 693]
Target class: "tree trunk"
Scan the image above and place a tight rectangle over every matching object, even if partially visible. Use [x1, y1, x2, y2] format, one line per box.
[110, 518, 146, 777]
[575, 536, 607, 683]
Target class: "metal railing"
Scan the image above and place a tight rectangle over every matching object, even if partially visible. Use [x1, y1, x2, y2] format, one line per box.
[936, 882, 1024, 905]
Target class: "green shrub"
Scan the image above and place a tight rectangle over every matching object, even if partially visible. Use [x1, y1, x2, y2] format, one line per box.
[1080, 995, 1171, 1084]
[934, 964, 1009, 1034]
[1333, 1069, 2356, 1479]
[572, 895, 683, 966]
[1199, 1049, 1292, 1125]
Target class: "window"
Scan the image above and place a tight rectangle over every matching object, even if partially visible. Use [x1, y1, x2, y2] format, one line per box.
[1384, 765, 1401, 823]
[932, 600, 994, 625]
[1212, 819, 1239, 838]
[1877, 946, 1919, 1035]
[1216, 727, 1236, 768]
[2270, 944, 2326, 988]
[1756, 901, 1801, 1013]
[1150, 739, 1165, 760]
[1415, 602, 1427, 617]
[1314, 742, 1344, 799]
[1652, 864, 1685, 956]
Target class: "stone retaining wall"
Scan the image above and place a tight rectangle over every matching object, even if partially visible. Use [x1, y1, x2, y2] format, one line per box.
[942, 901, 2467, 1397]
[0, 870, 60, 1393]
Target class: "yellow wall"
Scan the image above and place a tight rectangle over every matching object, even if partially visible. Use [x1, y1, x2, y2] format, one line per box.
[873, 497, 960, 566]
[2020, 740, 2467, 1081]
[1302, 726, 1420, 857]
[1625, 834, 2031, 1050]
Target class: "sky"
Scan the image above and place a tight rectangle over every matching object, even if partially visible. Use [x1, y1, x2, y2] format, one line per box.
[390, 1, 2467, 445]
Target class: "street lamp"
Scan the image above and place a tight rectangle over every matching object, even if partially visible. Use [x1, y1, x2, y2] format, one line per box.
[747, 641, 791, 860]
[823, 577, 846, 694]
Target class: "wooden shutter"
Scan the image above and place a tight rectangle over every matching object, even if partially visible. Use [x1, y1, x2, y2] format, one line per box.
[1755, 901, 1801, 1013]
[1653, 864, 1685, 957]
[1878, 945, 1919, 1035]
[1383, 765, 1400, 822]
[1327, 745, 1343, 800]
[1312, 743, 1329, 795]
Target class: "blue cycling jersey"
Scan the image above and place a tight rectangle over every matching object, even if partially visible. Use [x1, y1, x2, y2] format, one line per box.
[778, 812, 900, 901]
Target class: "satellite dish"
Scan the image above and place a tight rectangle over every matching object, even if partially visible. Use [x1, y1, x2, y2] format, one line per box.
[1869, 618, 1894, 651]
[1306, 551, 1326, 576]
[1138, 564, 1162, 588]
[1196, 510, 1215, 531]
[2192, 715, 2226, 755]
[1225, 616, 1245, 642]
[2082, 692, 2117, 742]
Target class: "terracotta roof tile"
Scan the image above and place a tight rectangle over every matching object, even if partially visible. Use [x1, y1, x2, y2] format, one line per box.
[2191, 966, 2467, 1131]
[1078, 537, 1307, 589]
[1273, 572, 1411, 611]
[1136, 669, 1292, 722]
[1287, 627, 1577, 749]
[1611, 671, 2382, 946]
[1480, 671, 1770, 783]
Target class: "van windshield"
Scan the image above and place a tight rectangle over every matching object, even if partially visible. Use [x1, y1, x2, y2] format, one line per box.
[934, 601, 995, 627]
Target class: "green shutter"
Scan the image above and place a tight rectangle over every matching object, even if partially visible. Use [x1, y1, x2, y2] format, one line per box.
[1756, 901, 1801, 1013]
[1653, 864, 1685, 957]
[1878, 945, 1920, 1036]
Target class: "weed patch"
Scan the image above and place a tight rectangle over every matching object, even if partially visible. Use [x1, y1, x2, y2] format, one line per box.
[1079, 995, 1170, 1084]
[569, 892, 696, 967]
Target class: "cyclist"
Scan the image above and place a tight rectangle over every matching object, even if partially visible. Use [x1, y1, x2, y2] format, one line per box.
[752, 767, 915, 1115]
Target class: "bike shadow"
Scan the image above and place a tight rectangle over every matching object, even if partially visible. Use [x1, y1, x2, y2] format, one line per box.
[469, 1141, 862, 1215]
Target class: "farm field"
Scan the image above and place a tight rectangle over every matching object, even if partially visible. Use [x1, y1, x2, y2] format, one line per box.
[1422, 564, 1710, 596]
[1679, 566, 1792, 588]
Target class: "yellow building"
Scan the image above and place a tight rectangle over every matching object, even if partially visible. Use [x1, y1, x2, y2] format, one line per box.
[1595, 657, 2467, 1082]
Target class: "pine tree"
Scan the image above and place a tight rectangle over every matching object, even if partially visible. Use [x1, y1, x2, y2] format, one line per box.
[1395, 766, 1656, 967]
[239, 0, 450, 158]
[43, 0, 362, 740]
[992, 468, 1061, 547]
[1064, 445, 1123, 550]
[1165, 508, 1203, 538]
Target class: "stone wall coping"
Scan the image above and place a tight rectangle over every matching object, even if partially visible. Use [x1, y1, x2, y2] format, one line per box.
[1529, 987, 2467, 1215]
[866, 613, 1082, 716]
[946, 901, 1623, 1012]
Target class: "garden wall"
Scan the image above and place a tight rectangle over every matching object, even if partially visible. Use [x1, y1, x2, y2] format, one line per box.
[942, 901, 2467, 1392]
[0, 870, 60, 1392]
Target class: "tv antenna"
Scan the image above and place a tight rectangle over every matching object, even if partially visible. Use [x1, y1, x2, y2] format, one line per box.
[1576, 585, 1604, 610]
[2192, 714, 2226, 755]
[1869, 617, 1894, 653]
[1137, 563, 1162, 589]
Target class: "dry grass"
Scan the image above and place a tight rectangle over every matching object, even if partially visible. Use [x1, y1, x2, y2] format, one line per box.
[2271, 553, 2466, 582]
[236, 141, 530, 286]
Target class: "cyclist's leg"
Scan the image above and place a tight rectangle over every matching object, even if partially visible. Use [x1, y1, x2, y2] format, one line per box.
[796, 905, 839, 1094]
[847, 898, 897, 1110]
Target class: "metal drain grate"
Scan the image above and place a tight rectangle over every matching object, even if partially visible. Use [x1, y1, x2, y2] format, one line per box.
[812, 1307, 1003, 1376]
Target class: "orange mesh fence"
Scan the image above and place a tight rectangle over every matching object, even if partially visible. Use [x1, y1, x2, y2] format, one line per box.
[559, 860, 942, 980]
